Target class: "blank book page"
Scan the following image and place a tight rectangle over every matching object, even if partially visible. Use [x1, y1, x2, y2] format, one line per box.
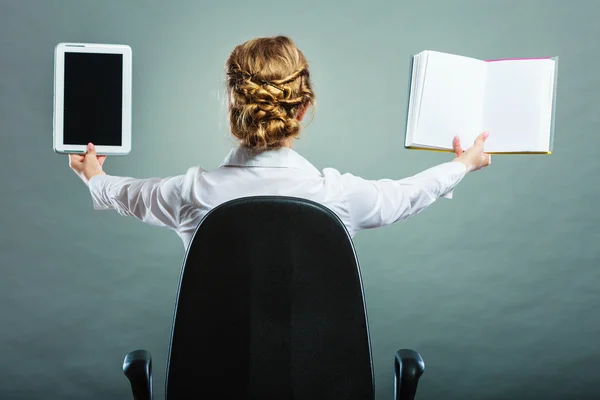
[415, 51, 486, 149]
[482, 59, 555, 152]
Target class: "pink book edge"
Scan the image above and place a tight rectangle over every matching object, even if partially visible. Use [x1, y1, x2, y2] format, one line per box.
[484, 57, 552, 62]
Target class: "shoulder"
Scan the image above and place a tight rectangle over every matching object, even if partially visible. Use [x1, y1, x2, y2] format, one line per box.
[319, 167, 373, 201]
[321, 167, 367, 188]
[320, 167, 345, 187]
[178, 165, 209, 181]
[177, 165, 208, 195]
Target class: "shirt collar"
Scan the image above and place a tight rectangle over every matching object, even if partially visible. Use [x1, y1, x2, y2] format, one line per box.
[220, 146, 321, 175]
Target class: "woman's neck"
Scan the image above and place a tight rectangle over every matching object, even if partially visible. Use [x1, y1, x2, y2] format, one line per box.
[281, 137, 294, 149]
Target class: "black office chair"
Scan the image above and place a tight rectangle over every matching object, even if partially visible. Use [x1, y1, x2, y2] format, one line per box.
[123, 196, 424, 399]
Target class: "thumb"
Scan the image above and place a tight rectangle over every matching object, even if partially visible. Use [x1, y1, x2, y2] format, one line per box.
[452, 136, 464, 155]
[85, 142, 96, 158]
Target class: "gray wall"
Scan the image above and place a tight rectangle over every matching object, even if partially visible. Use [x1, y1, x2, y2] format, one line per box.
[1, 0, 599, 398]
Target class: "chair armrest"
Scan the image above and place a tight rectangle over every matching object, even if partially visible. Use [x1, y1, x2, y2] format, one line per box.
[394, 349, 425, 400]
[123, 349, 153, 400]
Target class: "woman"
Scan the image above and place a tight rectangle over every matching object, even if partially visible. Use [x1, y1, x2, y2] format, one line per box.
[69, 36, 491, 251]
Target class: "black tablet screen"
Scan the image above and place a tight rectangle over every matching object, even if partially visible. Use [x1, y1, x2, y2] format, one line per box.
[63, 52, 123, 146]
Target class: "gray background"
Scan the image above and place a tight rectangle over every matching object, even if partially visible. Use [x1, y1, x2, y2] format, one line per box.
[1, 0, 598, 398]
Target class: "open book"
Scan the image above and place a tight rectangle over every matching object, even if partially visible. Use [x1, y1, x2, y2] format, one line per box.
[405, 51, 558, 154]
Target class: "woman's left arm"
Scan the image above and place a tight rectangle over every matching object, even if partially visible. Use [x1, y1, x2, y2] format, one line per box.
[69, 143, 191, 231]
[87, 174, 188, 230]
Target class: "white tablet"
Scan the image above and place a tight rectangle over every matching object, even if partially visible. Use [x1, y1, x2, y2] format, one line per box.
[53, 43, 132, 155]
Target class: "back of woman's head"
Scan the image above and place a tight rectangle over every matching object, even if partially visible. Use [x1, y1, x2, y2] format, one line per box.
[225, 36, 315, 150]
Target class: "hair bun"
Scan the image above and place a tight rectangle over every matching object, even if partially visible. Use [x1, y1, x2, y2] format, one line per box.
[225, 37, 315, 150]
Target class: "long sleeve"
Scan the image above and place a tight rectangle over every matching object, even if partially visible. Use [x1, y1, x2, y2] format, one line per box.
[87, 173, 188, 231]
[340, 161, 467, 232]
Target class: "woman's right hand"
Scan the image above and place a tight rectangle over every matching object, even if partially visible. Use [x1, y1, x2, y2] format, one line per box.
[452, 131, 491, 173]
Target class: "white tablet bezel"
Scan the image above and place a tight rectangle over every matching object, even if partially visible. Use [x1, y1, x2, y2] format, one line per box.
[53, 42, 132, 155]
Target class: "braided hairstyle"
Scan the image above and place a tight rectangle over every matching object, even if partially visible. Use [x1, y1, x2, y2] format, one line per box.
[225, 36, 315, 150]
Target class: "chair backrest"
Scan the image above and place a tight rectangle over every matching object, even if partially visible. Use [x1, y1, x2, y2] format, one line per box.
[165, 196, 375, 399]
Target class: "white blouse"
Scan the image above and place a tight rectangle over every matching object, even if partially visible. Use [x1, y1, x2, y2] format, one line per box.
[88, 146, 467, 251]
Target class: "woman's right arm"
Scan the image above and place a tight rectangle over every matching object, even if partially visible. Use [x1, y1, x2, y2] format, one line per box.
[341, 132, 491, 232]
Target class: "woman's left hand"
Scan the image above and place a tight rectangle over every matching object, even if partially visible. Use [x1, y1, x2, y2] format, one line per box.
[69, 143, 107, 185]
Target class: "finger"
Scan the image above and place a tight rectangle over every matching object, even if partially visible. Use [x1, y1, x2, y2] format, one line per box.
[97, 155, 107, 167]
[69, 154, 84, 166]
[473, 132, 490, 153]
[481, 152, 491, 167]
[452, 136, 464, 155]
[474, 131, 490, 146]
[69, 153, 84, 161]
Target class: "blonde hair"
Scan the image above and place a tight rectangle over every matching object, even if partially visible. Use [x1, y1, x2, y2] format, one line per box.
[225, 36, 315, 150]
